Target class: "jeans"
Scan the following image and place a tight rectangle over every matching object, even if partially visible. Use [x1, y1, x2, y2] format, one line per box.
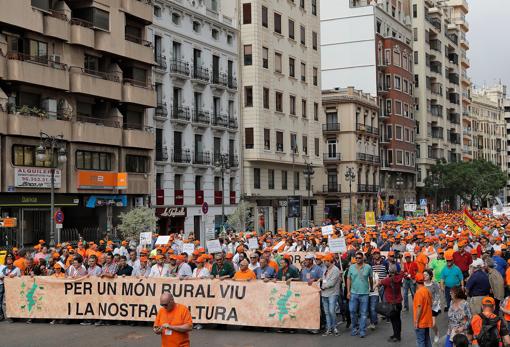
[0, 284, 4, 318]
[403, 278, 416, 309]
[389, 303, 402, 339]
[415, 328, 432, 347]
[349, 293, 369, 336]
[369, 295, 379, 325]
[322, 295, 338, 330]
[444, 335, 453, 347]
[445, 286, 452, 310]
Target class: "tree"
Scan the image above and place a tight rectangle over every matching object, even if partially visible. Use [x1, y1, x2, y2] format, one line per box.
[227, 201, 254, 233]
[117, 207, 157, 240]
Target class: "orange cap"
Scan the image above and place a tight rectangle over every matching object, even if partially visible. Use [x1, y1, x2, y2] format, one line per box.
[225, 253, 234, 259]
[415, 273, 425, 283]
[482, 296, 495, 306]
[404, 252, 411, 257]
[471, 248, 478, 255]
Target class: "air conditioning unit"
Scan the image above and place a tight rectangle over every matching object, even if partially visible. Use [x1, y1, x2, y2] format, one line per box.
[49, 54, 61, 63]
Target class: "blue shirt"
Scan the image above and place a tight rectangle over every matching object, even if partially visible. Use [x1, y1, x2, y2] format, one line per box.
[493, 256, 507, 278]
[300, 264, 323, 282]
[254, 266, 275, 279]
[441, 264, 463, 288]
[466, 269, 491, 297]
[348, 263, 373, 295]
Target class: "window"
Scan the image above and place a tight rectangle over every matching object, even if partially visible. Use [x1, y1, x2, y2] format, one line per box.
[290, 133, 297, 152]
[394, 76, 401, 90]
[282, 170, 288, 190]
[126, 155, 149, 173]
[312, 31, 318, 50]
[262, 6, 268, 27]
[302, 99, 307, 118]
[385, 74, 391, 89]
[289, 95, 296, 115]
[243, 45, 252, 65]
[300, 25, 306, 45]
[76, 150, 112, 171]
[274, 13, 281, 34]
[393, 50, 401, 67]
[245, 128, 254, 148]
[315, 138, 320, 156]
[275, 91, 283, 112]
[275, 52, 282, 73]
[12, 145, 51, 168]
[268, 169, 275, 189]
[395, 125, 403, 140]
[171, 12, 181, 25]
[385, 99, 392, 115]
[300, 0, 305, 9]
[300, 62, 306, 82]
[244, 86, 253, 106]
[227, 34, 233, 45]
[289, 57, 295, 77]
[413, 4, 417, 18]
[154, 6, 162, 17]
[276, 131, 284, 152]
[312, 0, 317, 15]
[288, 19, 295, 40]
[396, 150, 403, 165]
[263, 87, 270, 109]
[264, 128, 270, 150]
[74, 7, 109, 31]
[314, 102, 319, 120]
[294, 172, 300, 190]
[243, 3, 251, 24]
[405, 128, 410, 142]
[313, 67, 318, 86]
[262, 47, 268, 68]
[386, 124, 393, 139]
[254, 168, 260, 189]
[302, 135, 308, 154]
[395, 100, 402, 115]
[387, 149, 393, 164]
[211, 28, 219, 40]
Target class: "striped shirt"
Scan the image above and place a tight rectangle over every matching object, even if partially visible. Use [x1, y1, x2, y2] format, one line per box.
[372, 260, 388, 280]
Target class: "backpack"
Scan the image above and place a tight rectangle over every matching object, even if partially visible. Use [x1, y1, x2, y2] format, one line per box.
[476, 314, 502, 347]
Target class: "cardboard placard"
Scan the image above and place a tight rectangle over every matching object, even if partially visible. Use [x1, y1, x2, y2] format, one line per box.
[206, 239, 222, 254]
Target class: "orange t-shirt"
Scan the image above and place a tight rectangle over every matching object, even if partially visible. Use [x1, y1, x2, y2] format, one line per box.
[13, 257, 26, 273]
[154, 304, 192, 347]
[471, 311, 503, 345]
[268, 260, 279, 273]
[233, 269, 256, 281]
[505, 267, 510, 286]
[77, 248, 87, 259]
[413, 286, 433, 328]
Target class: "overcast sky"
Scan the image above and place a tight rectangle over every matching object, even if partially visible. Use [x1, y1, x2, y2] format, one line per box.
[467, 0, 510, 90]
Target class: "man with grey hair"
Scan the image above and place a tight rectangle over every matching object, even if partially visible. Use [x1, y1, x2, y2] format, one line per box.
[465, 258, 491, 314]
[486, 257, 505, 314]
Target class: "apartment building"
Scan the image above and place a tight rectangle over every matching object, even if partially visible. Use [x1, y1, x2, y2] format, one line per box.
[504, 97, 510, 203]
[413, 0, 470, 207]
[240, 0, 322, 232]
[321, 0, 416, 216]
[0, 0, 156, 246]
[149, 0, 240, 239]
[319, 88, 379, 224]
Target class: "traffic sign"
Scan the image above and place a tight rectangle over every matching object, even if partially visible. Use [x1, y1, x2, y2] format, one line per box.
[54, 210, 64, 224]
[202, 202, 209, 215]
[419, 198, 427, 207]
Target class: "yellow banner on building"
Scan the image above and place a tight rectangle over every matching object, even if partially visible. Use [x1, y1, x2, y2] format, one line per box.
[5, 277, 320, 329]
[462, 209, 484, 235]
[365, 211, 376, 227]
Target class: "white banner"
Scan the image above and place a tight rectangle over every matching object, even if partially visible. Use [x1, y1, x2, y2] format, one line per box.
[15, 168, 61, 188]
[139, 232, 152, 246]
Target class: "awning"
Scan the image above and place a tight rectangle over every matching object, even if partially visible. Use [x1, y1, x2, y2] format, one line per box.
[86, 195, 127, 208]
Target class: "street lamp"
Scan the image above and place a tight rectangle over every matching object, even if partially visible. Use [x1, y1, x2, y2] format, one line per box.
[395, 173, 404, 215]
[37, 132, 67, 246]
[303, 162, 315, 227]
[345, 167, 356, 224]
[214, 154, 230, 230]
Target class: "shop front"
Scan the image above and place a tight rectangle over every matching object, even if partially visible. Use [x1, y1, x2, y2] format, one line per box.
[155, 207, 187, 235]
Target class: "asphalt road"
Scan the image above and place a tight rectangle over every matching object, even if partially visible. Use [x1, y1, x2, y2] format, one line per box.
[1, 310, 450, 347]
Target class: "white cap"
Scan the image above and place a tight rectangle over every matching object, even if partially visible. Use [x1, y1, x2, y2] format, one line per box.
[472, 259, 485, 268]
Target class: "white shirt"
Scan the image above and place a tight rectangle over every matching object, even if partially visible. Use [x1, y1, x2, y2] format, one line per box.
[149, 264, 169, 278]
[177, 263, 193, 278]
[192, 267, 210, 278]
[0, 265, 21, 284]
[248, 262, 260, 271]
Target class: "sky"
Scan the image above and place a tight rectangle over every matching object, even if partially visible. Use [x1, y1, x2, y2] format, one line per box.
[467, 0, 510, 90]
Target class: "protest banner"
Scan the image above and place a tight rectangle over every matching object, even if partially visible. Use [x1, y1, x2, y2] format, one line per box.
[365, 211, 376, 227]
[4, 277, 320, 329]
[462, 209, 484, 235]
[206, 239, 222, 254]
[182, 243, 195, 255]
[139, 232, 152, 246]
[155, 235, 171, 245]
[328, 237, 347, 253]
[321, 225, 334, 236]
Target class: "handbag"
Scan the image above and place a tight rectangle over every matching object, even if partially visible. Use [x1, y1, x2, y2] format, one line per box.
[376, 277, 398, 317]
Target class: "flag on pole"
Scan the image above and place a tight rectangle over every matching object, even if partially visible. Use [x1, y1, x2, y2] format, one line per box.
[462, 209, 484, 235]
[377, 191, 384, 214]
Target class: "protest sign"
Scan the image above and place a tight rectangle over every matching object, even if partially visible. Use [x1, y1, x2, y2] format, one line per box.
[321, 225, 334, 236]
[328, 237, 347, 253]
[5, 277, 320, 329]
[139, 232, 152, 246]
[155, 235, 171, 245]
[272, 240, 285, 251]
[206, 239, 222, 254]
[365, 211, 376, 227]
[182, 243, 195, 255]
[248, 238, 259, 250]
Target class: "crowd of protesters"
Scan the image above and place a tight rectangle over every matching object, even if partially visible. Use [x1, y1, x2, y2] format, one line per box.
[3, 210, 510, 346]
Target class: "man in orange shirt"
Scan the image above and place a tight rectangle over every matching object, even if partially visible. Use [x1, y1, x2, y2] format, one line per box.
[233, 259, 256, 281]
[154, 293, 193, 347]
[413, 273, 433, 347]
[469, 296, 510, 346]
[505, 259, 510, 297]
[13, 249, 27, 273]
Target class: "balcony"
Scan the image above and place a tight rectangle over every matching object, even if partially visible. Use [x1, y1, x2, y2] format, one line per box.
[122, 79, 157, 107]
[430, 40, 442, 53]
[121, 0, 153, 24]
[448, 113, 460, 125]
[171, 149, 191, 166]
[323, 184, 341, 193]
[0, 0, 44, 34]
[425, 15, 441, 31]
[446, 33, 458, 46]
[192, 151, 211, 167]
[73, 116, 122, 146]
[454, 16, 469, 31]
[170, 106, 191, 125]
[356, 153, 379, 164]
[154, 102, 168, 120]
[356, 123, 379, 136]
[6, 52, 69, 90]
[169, 59, 190, 80]
[229, 154, 239, 168]
[123, 124, 154, 149]
[461, 54, 470, 68]
[228, 117, 238, 131]
[155, 147, 168, 162]
[123, 34, 154, 65]
[154, 55, 167, 72]
[323, 153, 342, 162]
[227, 76, 237, 91]
[192, 109, 210, 127]
[0, 53, 6, 80]
[191, 66, 210, 85]
[322, 123, 340, 133]
[211, 72, 228, 91]
[212, 114, 228, 128]
[44, 10, 69, 41]
[449, 133, 461, 145]
[70, 67, 122, 100]
[431, 105, 443, 118]
[432, 128, 444, 139]
[449, 73, 460, 85]
[449, 0, 468, 11]
[6, 110, 71, 138]
[70, 18, 95, 48]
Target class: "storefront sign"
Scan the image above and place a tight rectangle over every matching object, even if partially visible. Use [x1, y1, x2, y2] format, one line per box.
[77, 171, 128, 190]
[287, 196, 302, 218]
[15, 168, 61, 189]
[86, 195, 127, 208]
[160, 207, 187, 218]
[0, 194, 79, 207]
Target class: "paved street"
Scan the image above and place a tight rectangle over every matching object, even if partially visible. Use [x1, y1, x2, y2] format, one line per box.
[1, 309, 449, 347]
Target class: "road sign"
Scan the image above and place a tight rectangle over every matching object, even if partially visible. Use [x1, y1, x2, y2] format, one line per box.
[404, 203, 417, 212]
[54, 210, 64, 224]
[419, 198, 427, 207]
[202, 202, 209, 215]
[56, 223, 63, 229]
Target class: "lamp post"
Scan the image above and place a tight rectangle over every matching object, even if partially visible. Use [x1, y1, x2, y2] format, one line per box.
[214, 154, 230, 230]
[395, 173, 404, 215]
[432, 175, 440, 212]
[345, 167, 356, 225]
[36, 132, 67, 247]
[303, 162, 314, 227]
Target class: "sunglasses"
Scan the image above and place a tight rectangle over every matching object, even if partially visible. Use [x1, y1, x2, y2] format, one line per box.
[355, 257, 363, 260]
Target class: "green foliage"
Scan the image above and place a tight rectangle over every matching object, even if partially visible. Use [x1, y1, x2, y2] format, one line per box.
[117, 207, 157, 240]
[227, 201, 254, 232]
[424, 159, 507, 206]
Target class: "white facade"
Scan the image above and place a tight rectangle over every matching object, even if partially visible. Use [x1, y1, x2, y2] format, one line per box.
[149, 0, 241, 240]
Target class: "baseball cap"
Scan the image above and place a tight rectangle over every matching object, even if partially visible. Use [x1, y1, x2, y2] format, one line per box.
[472, 259, 485, 268]
[305, 254, 315, 260]
[404, 252, 411, 258]
[415, 273, 425, 284]
[482, 296, 495, 306]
